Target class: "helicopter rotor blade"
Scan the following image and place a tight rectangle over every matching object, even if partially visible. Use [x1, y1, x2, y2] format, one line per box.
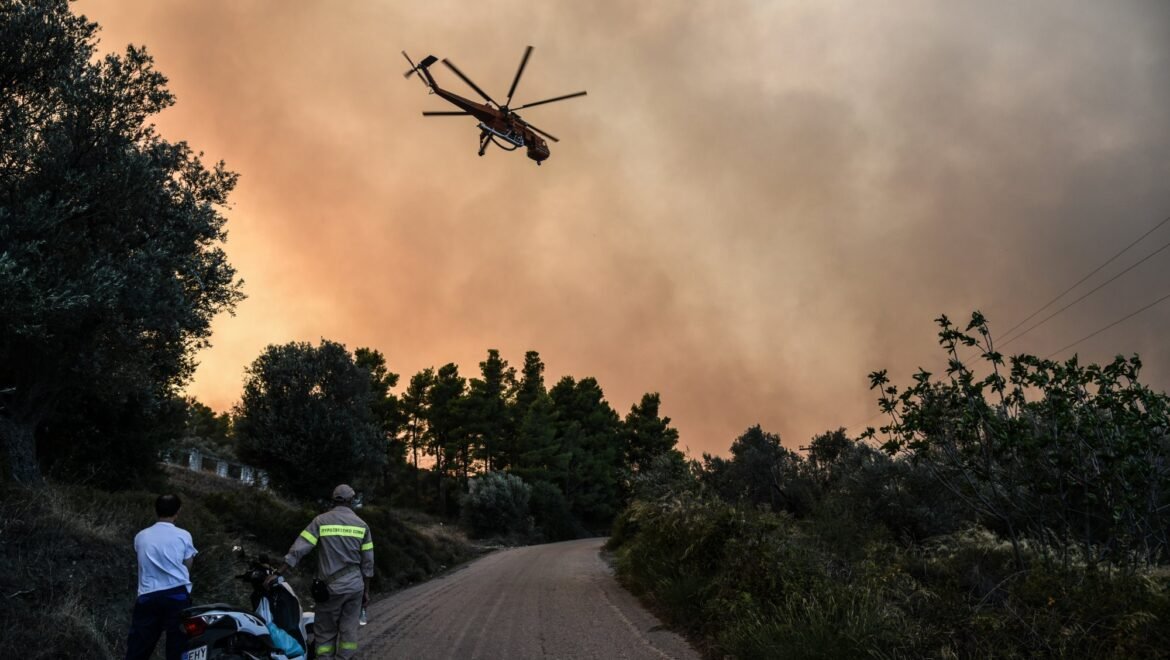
[505, 45, 533, 107]
[422, 111, 472, 116]
[519, 120, 559, 143]
[441, 59, 497, 106]
[402, 51, 419, 78]
[512, 90, 587, 111]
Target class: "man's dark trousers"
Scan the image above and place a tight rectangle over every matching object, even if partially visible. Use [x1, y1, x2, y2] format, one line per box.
[125, 585, 191, 660]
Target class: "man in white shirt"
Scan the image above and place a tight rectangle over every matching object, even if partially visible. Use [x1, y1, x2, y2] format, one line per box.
[125, 494, 198, 660]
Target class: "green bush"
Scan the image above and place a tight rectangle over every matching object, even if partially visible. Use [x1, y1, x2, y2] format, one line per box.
[906, 529, 1170, 658]
[459, 471, 532, 539]
[611, 493, 1170, 659]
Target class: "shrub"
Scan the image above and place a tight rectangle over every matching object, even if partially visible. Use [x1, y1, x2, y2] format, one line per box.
[610, 490, 1170, 658]
[866, 312, 1170, 570]
[459, 471, 532, 539]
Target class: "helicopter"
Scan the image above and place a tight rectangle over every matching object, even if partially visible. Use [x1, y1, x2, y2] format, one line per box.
[402, 46, 586, 165]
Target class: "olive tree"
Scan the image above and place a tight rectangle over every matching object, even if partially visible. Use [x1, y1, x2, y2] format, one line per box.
[0, 1, 242, 484]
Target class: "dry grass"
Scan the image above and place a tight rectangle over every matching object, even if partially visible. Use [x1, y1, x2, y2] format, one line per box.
[0, 478, 481, 658]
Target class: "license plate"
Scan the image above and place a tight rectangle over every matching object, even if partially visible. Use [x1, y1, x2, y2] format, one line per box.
[182, 647, 207, 660]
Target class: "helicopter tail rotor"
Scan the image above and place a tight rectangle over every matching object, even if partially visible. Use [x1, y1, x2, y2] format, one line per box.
[402, 52, 437, 88]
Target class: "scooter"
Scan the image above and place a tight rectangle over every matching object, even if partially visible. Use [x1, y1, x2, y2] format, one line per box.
[180, 553, 315, 660]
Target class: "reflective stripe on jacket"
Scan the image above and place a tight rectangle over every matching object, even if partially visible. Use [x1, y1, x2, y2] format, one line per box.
[284, 505, 374, 594]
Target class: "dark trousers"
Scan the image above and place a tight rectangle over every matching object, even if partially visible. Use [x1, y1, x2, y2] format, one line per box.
[125, 585, 191, 660]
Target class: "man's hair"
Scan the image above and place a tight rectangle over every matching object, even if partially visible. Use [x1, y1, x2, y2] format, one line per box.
[156, 494, 182, 518]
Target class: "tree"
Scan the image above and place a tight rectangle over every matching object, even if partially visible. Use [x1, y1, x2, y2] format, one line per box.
[400, 368, 435, 471]
[866, 312, 1170, 568]
[549, 376, 623, 525]
[234, 340, 384, 499]
[513, 351, 547, 413]
[511, 391, 564, 485]
[37, 388, 186, 490]
[465, 349, 514, 472]
[0, 1, 242, 484]
[500, 350, 547, 470]
[622, 392, 680, 474]
[355, 347, 407, 498]
[354, 348, 400, 437]
[176, 398, 234, 457]
[184, 399, 233, 446]
[701, 425, 804, 514]
[426, 363, 467, 514]
[802, 427, 854, 488]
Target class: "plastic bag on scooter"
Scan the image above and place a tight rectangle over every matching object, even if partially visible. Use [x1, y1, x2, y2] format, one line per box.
[258, 595, 306, 657]
[266, 621, 305, 658]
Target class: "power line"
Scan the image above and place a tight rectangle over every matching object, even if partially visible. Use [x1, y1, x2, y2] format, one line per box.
[1000, 236, 1170, 348]
[998, 214, 1170, 342]
[1045, 289, 1170, 359]
[854, 213, 1170, 434]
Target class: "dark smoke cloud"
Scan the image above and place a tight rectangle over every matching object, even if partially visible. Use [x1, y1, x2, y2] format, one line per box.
[77, 0, 1170, 455]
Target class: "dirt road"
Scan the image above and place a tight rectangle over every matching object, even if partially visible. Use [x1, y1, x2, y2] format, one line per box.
[359, 538, 701, 659]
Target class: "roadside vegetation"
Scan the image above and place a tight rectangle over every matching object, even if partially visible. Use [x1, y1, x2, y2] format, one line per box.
[4, 3, 1170, 660]
[0, 475, 480, 659]
[608, 314, 1170, 659]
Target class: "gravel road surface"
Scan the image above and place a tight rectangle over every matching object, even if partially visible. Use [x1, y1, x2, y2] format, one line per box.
[359, 537, 701, 659]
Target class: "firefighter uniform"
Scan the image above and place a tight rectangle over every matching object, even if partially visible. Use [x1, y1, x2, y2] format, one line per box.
[284, 485, 374, 659]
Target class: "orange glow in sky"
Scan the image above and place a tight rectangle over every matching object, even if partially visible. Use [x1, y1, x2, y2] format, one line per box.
[77, 1, 1170, 457]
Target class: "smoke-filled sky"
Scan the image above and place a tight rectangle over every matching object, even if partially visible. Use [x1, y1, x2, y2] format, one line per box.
[78, 1, 1170, 457]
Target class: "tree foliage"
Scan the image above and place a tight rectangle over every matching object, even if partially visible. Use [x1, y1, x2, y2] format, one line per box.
[701, 425, 806, 514]
[0, 0, 242, 484]
[548, 376, 624, 525]
[460, 471, 531, 539]
[864, 312, 1170, 568]
[234, 340, 385, 499]
[622, 392, 680, 475]
[465, 349, 514, 472]
[229, 341, 681, 534]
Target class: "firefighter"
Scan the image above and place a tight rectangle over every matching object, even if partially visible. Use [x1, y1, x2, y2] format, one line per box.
[270, 484, 373, 658]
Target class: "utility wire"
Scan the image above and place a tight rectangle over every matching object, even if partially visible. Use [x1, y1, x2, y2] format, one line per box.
[998, 214, 1170, 342]
[853, 292, 1170, 439]
[1000, 236, 1170, 348]
[1044, 289, 1170, 359]
[855, 213, 1170, 435]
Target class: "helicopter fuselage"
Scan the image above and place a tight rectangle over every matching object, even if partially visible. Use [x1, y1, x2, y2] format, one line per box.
[418, 68, 550, 163]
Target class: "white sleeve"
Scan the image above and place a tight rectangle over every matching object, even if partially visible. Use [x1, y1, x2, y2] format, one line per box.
[184, 531, 198, 559]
